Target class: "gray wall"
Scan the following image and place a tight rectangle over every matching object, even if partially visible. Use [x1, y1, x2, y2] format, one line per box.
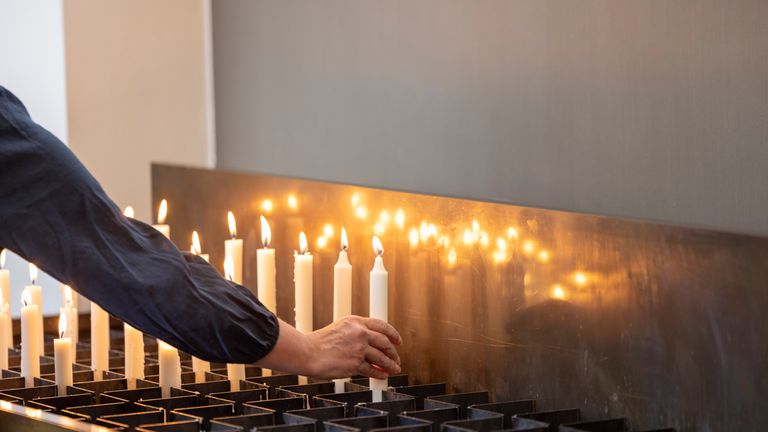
[212, 1, 768, 236]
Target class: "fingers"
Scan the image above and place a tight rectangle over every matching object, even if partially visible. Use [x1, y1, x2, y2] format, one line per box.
[364, 318, 402, 345]
[365, 346, 401, 375]
[367, 330, 400, 365]
[357, 362, 388, 380]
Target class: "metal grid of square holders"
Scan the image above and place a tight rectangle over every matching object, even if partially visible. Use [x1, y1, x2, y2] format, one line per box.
[0, 336, 675, 432]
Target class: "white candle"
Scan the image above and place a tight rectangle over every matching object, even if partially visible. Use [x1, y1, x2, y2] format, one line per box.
[257, 216, 276, 377]
[0, 250, 11, 350]
[0, 301, 8, 370]
[294, 232, 313, 385]
[333, 228, 353, 393]
[223, 257, 247, 387]
[123, 323, 144, 389]
[227, 363, 246, 391]
[158, 340, 181, 398]
[54, 311, 73, 395]
[225, 211, 244, 284]
[369, 236, 388, 402]
[152, 199, 171, 239]
[192, 356, 210, 383]
[190, 230, 211, 382]
[21, 289, 40, 388]
[90, 302, 110, 380]
[26, 264, 44, 355]
[61, 285, 78, 345]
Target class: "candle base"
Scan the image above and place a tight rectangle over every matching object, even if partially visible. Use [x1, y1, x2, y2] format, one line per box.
[333, 377, 350, 393]
[370, 377, 388, 402]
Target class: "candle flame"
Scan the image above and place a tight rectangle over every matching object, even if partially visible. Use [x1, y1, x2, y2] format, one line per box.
[63, 285, 73, 306]
[299, 232, 309, 254]
[0, 248, 5, 269]
[355, 206, 368, 219]
[351, 193, 361, 207]
[395, 209, 405, 229]
[372, 236, 384, 257]
[496, 238, 507, 251]
[123, 206, 135, 218]
[341, 227, 348, 251]
[260, 216, 271, 247]
[157, 199, 168, 224]
[224, 256, 234, 281]
[58, 310, 68, 339]
[29, 263, 38, 285]
[227, 211, 237, 238]
[191, 231, 202, 255]
[374, 222, 386, 235]
[462, 229, 473, 245]
[537, 250, 551, 263]
[316, 236, 328, 249]
[21, 288, 31, 307]
[379, 210, 391, 224]
[522, 240, 536, 255]
[472, 220, 480, 233]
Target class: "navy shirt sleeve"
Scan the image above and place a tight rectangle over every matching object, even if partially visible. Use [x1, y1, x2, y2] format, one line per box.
[0, 86, 279, 364]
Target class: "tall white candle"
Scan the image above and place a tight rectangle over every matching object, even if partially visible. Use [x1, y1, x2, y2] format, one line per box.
[257, 216, 276, 377]
[0, 301, 8, 370]
[61, 285, 78, 345]
[294, 232, 313, 385]
[124, 323, 144, 389]
[90, 302, 110, 380]
[225, 211, 244, 284]
[333, 228, 353, 393]
[26, 264, 44, 355]
[152, 199, 171, 239]
[54, 311, 73, 395]
[21, 289, 40, 388]
[0, 250, 11, 350]
[158, 340, 181, 399]
[257, 216, 276, 312]
[223, 257, 247, 387]
[190, 231, 210, 382]
[369, 236, 389, 402]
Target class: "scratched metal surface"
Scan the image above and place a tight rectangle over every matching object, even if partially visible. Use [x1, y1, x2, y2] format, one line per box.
[152, 164, 768, 431]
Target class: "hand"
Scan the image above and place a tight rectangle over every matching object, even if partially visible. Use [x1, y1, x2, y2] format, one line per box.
[306, 315, 402, 380]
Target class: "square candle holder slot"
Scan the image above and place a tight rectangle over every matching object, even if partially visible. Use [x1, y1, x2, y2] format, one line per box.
[390, 384, 447, 411]
[135, 419, 205, 432]
[559, 418, 628, 432]
[467, 400, 537, 426]
[400, 406, 460, 432]
[441, 414, 504, 432]
[169, 402, 235, 430]
[356, 399, 417, 424]
[205, 386, 269, 414]
[97, 408, 167, 430]
[25, 392, 94, 412]
[424, 391, 489, 419]
[314, 390, 373, 416]
[324, 412, 390, 432]
[273, 381, 336, 406]
[283, 404, 346, 428]
[208, 405, 275, 431]
[517, 408, 582, 428]
[242, 397, 307, 423]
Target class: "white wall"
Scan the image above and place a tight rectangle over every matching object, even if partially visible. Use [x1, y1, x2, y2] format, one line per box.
[0, 0, 70, 317]
[212, 1, 768, 237]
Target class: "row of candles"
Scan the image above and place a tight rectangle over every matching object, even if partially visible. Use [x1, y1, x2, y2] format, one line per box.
[0, 198, 390, 400]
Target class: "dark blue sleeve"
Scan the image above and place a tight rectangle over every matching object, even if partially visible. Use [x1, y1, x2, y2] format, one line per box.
[0, 86, 279, 363]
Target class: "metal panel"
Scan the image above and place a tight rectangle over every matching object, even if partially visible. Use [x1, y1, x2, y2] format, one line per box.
[152, 164, 768, 431]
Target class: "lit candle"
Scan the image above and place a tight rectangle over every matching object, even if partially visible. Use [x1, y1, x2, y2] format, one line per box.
[152, 199, 170, 239]
[90, 302, 110, 380]
[225, 211, 244, 284]
[191, 231, 210, 262]
[257, 216, 276, 377]
[190, 230, 210, 382]
[294, 232, 313, 385]
[158, 340, 181, 398]
[0, 301, 8, 370]
[61, 285, 78, 345]
[26, 264, 44, 355]
[0, 250, 11, 350]
[123, 323, 144, 389]
[333, 228, 352, 392]
[54, 311, 73, 395]
[224, 257, 247, 389]
[369, 236, 388, 402]
[20, 288, 40, 388]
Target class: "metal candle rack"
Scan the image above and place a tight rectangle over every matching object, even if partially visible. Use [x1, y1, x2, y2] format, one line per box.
[0, 335, 675, 431]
